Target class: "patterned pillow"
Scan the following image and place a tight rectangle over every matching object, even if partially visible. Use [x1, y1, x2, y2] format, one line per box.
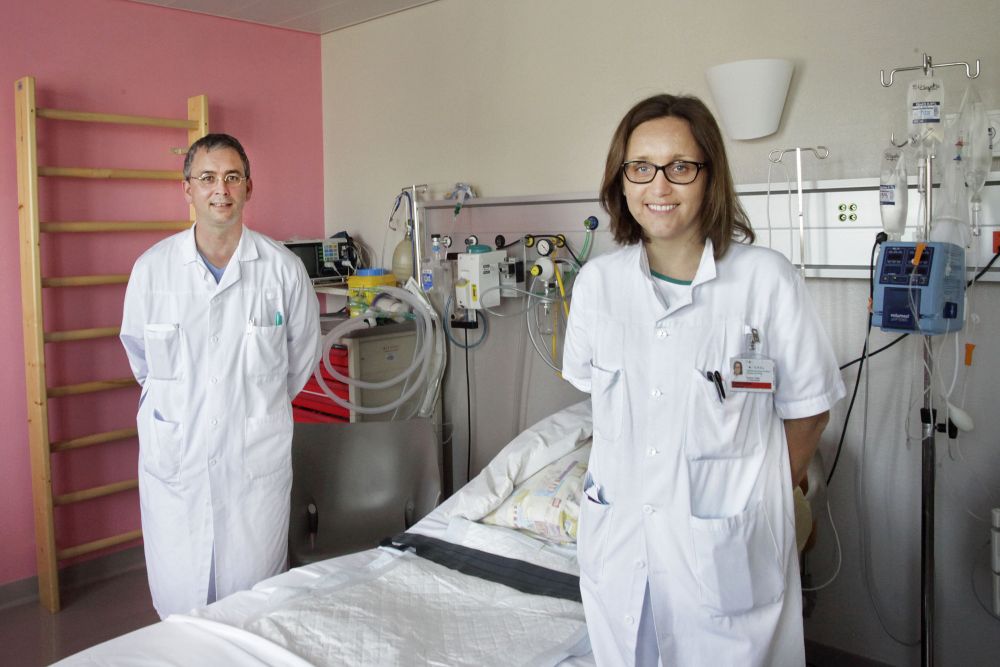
[481, 443, 591, 543]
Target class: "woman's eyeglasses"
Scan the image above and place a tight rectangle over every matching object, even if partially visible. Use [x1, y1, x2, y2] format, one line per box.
[622, 160, 706, 185]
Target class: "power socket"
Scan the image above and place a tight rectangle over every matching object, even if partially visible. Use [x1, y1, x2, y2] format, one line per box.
[835, 202, 859, 222]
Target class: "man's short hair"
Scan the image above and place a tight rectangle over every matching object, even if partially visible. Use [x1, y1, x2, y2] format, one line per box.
[183, 133, 251, 180]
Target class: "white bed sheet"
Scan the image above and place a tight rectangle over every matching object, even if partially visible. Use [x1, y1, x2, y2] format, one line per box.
[55, 405, 597, 667]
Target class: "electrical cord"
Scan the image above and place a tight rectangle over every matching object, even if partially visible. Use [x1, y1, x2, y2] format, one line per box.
[970, 250, 1000, 282]
[825, 233, 884, 486]
[561, 240, 583, 268]
[801, 499, 843, 591]
[443, 294, 489, 349]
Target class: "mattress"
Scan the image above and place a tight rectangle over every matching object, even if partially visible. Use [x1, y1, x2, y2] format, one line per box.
[54, 403, 598, 667]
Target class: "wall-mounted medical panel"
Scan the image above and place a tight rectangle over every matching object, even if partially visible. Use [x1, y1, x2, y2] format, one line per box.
[422, 173, 1000, 282]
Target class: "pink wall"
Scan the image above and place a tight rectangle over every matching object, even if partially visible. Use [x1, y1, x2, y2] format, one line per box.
[1, 0, 323, 586]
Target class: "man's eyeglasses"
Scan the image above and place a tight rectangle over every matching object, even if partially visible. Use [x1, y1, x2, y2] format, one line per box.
[188, 173, 248, 187]
[622, 160, 707, 185]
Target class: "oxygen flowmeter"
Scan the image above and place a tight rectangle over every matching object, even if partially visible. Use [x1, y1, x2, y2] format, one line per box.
[872, 241, 965, 334]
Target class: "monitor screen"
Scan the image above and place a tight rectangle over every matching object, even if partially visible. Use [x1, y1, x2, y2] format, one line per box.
[286, 243, 320, 278]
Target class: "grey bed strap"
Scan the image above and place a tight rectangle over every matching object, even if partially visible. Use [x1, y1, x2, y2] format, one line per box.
[382, 533, 582, 603]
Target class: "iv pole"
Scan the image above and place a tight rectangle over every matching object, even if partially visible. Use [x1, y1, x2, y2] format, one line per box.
[880, 52, 980, 667]
[767, 146, 830, 274]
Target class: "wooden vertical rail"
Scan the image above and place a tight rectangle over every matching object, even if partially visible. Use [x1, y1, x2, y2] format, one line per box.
[13, 77, 210, 613]
[15, 76, 60, 613]
[188, 94, 209, 149]
[187, 95, 209, 222]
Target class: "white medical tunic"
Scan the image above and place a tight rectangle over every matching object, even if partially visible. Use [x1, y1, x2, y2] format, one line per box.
[120, 225, 321, 618]
[562, 240, 845, 666]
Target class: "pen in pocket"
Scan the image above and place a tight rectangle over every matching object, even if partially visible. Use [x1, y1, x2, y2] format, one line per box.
[275, 311, 283, 326]
[705, 370, 725, 403]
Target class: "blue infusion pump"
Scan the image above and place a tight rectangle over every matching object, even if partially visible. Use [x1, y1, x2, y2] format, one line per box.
[872, 242, 965, 335]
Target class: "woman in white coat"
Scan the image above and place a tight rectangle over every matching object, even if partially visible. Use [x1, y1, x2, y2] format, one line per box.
[562, 95, 845, 666]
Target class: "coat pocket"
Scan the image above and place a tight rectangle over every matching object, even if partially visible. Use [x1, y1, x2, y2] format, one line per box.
[685, 368, 763, 460]
[577, 474, 613, 585]
[246, 322, 288, 382]
[144, 323, 182, 381]
[143, 410, 183, 483]
[689, 499, 785, 616]
[245, 411, 293, 479]
[686, 448, 765, 519]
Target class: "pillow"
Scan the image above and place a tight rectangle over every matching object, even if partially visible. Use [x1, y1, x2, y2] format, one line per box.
[447, 400, 592, 521]
[480, 442, 591, 544]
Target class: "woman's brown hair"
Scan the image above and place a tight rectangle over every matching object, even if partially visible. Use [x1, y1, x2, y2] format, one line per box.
[599, 94, 754, 257]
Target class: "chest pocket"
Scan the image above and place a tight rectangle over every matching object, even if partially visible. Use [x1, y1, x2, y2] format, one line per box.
[144, 324, 182, 381]
[683, 318, 766, 461]
[246, 289, 289, 381]
[246, 324, 289, 381]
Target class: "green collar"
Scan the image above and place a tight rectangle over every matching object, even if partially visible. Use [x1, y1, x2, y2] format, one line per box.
[650, 270, 692, 286]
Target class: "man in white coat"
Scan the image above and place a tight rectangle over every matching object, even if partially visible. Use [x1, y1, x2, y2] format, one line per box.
[120, 133, 321, 618]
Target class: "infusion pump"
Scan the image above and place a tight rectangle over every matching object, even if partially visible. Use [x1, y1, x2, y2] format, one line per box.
[872, 241, 965, 335]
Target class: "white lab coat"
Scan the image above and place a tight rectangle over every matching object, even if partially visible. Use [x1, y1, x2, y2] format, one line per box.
[120, 225, 321, 618]
[562, 240, 845, 666]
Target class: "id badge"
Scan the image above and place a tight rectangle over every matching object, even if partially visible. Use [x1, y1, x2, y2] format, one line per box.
[729, 356, 775, 393]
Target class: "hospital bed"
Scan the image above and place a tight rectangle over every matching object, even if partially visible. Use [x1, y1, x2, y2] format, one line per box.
[53, 401, 597, 667]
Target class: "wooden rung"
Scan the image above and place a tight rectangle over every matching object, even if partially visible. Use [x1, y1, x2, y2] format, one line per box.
[50, 427, 137, 453]
[40, 220, 191, 233]
[45, 327, 120, 343]
[37, 107, 198, 130]
[42, 274, 129, 288]
[47, 377, 136, 398]
[38, 166, 182, 180]
[57, 529, 143, 561]
[53, 479, 138, 506]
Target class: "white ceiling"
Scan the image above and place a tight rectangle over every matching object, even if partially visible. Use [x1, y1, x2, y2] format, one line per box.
[128, 0, 439, 34]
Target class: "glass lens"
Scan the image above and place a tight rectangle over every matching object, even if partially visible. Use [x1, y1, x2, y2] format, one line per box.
[624, 161, 655, 183]
[667, 161, 698, 184]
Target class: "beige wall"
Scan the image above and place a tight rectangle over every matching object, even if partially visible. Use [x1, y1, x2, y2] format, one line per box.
[323, 0, 1000, 245]
[322, 2, 1000, 664]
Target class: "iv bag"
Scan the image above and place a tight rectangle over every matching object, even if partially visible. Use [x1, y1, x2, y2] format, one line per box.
[930, 115, 971, 248]
[880, 146, 908, 240]
[907, 74, 945, 156]
[956, 84, 991, 200]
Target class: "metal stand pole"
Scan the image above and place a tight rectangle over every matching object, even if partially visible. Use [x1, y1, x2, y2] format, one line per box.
[919, 153, 935, 667]
[921, 344, 935, 667]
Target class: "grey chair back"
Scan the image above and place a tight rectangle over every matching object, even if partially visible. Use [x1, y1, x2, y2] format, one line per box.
[289, 418, 442, 567]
